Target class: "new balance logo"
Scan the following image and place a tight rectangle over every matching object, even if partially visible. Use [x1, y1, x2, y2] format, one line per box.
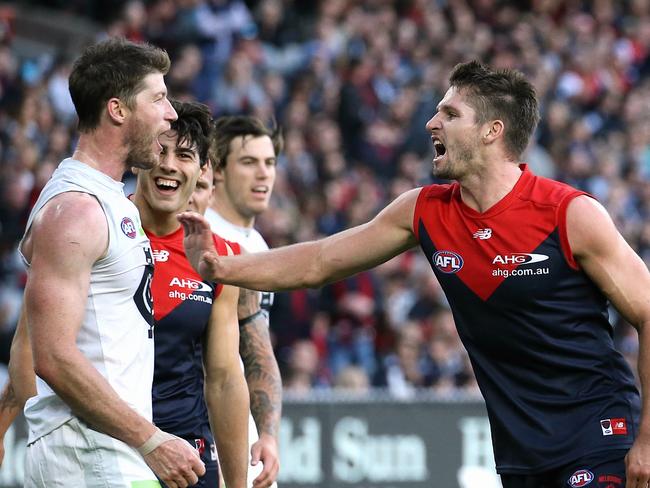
[473, 228, 492, 240]
[153, 250, 170, 262]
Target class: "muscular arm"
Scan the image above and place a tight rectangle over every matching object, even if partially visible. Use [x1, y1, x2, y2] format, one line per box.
[566, 196, 650, 484]
[180, 188, 421, 290]
[25, 192, 204, 485]
[238, 287, 281, 486]
[204, 282, 249, 488]
[24, 193, 158, 446]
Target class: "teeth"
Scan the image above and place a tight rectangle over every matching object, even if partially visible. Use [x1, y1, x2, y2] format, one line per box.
[252, 186, 268, 193]
[433, 140, 446, 157]
[156, 178, 178, 189]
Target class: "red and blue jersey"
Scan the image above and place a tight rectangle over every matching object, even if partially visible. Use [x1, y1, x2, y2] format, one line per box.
[413, 164, 640, 474]
[147, 226, 236, 440]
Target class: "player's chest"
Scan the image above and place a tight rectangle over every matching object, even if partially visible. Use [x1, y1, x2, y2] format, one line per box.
[420, 212, 569, 302]
[150, 244, 215, 323]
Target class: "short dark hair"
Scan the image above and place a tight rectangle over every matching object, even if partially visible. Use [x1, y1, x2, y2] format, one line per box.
[69, 37, 171, 132]
[170, 100, 212, 167]
[210, 116, 283, 170]
[449, 60, 539, 158]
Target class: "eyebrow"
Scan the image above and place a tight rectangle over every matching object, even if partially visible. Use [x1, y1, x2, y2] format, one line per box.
[436, 103, 456, 113]
[176, 146, 197, 156]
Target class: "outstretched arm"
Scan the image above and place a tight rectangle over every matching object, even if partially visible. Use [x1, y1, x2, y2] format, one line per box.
[238, 287, 281, 488]
[566, 196, 650, 487]
[179, 188, 421, 291]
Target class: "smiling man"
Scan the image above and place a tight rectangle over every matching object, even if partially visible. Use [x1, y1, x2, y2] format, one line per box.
[180, 61, 650, 488]
[132, 100, 249, 488]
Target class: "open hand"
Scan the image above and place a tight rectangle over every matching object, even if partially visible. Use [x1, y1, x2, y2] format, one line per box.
[177, 211, 221, 281]
[250, 433, 279, 488]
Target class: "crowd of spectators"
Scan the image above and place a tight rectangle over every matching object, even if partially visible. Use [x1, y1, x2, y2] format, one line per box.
[1, 0, 650, 399]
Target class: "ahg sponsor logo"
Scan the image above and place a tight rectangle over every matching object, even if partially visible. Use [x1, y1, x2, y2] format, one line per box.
[169, 277, 212, 292]
[492, 253, 549, 265]
[433, 250, 464, 274]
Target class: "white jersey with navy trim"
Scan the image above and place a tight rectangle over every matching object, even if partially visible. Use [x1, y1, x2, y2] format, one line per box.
[21, 158, 155, 444]
[204, 207, 277, 488]
[204, 208, 274, 312]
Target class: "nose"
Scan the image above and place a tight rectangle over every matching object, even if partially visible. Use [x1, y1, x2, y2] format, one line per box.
[165, 98, 178, 123]
[255, 162, 272, 178]
[158, 148, 175, 172]
[425, 113, 440, 132]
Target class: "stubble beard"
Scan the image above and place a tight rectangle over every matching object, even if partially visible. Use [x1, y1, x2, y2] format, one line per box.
[125, 117, 160, 170]
[432, 139, 477, 181]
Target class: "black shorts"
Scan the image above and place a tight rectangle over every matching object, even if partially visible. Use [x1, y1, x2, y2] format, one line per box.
[500, 450, 627, 488]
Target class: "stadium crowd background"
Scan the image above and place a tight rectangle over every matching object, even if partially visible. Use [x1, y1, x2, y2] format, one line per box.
[0, 0, 649, 399]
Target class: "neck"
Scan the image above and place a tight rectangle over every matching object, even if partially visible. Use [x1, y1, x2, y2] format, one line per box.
[133, 195, 181, 237]
[210, 194, 256, 229]
[74, 131, 128, 182]
[458, 161, 523, 213]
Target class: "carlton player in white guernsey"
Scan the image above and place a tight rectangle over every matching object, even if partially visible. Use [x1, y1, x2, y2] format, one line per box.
[17, 39, 204, 488]
[203, 116, 283, 488]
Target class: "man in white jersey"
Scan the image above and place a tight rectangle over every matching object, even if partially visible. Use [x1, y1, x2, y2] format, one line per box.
[19, 38, 204, 488]
[204, 116, 283, 488]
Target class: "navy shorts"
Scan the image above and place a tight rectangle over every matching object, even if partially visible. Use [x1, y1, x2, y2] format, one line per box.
[500, 450, 627, 488]
[160, 437, 219, 488]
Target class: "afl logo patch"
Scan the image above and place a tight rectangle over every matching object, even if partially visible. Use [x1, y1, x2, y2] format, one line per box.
[568, 469, 593, 487]
[121, 217, 137, 239]
[433, 250, 463, 274]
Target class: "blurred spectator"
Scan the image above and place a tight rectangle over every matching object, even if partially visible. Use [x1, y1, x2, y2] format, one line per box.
[333, 365, 370, 394]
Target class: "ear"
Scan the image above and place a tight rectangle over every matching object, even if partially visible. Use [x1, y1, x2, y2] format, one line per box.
[131, 166, 140, 175]
[199, 164, 208, 180]
[213, 163, 226, 183]
[106, 97, 128, 125]
[482, 120, 504, 144]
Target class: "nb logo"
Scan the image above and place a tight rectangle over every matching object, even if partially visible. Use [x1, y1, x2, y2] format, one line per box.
[472, 228, 492, 240]
[153, 250, 169, 262]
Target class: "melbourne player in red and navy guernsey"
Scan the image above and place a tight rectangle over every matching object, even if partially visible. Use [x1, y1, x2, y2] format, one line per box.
[149, 226, 240, 486]
[178, 61, 650, 487]
[134, 99, 248, 488]
[413, 164, 640, 481]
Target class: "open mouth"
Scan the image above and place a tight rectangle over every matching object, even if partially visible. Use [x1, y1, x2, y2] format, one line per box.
[252, 185, 269, 195]
[155, 177, 179, 194]
[433, 138, 447, 160]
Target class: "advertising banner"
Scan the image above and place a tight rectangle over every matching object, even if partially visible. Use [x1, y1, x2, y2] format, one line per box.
[0, 396, 501, 488]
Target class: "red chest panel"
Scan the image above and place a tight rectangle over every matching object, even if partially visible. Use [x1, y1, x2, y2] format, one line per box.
[147, 227, 229, 320]
[413, 166, 585, 301]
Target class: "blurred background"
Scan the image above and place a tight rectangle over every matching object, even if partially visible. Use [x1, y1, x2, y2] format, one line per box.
[0, 0, 648, 486]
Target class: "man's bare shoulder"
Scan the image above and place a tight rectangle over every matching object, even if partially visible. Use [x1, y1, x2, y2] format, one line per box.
[565, 195, 613, 253]
[27, 191, 108, 264]
[377, 188, 423, 226]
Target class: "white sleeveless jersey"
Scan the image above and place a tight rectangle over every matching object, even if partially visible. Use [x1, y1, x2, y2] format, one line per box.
[204, 208, 273, 311]
[204, 207, 277, 488]
[21, 159, 155, 443]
